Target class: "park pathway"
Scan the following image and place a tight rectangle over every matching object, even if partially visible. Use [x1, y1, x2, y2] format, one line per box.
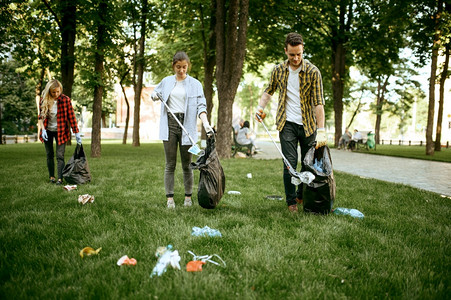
[253, 140, 451, 197]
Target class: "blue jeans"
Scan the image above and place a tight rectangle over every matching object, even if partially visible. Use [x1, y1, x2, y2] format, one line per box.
[163, 113, 193, 198]
[279, 121, 316, 206]
[44, 130, 66, 180]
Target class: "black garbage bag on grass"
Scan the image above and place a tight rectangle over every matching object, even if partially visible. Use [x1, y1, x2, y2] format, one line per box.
[302, 145, 335, 214]
[63, 143, 92, 184]
[190, 135, 225, 209]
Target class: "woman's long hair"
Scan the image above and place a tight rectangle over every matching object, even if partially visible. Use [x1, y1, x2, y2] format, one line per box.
[40, 79, 63, 119]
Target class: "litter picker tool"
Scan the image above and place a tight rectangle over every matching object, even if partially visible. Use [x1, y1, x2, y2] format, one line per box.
[156, 92, 203, 156]
[256, 114, 314, 185]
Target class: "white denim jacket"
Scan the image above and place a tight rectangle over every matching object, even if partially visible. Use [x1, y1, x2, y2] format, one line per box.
[153, 74, 207, 145]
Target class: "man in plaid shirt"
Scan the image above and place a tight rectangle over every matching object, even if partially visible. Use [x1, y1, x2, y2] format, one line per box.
[255, 32, 327, 212]
[38, 79, 81, 184]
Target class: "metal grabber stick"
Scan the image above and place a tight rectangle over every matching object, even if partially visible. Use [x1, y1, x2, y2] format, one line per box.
[256, 114, 314, 185]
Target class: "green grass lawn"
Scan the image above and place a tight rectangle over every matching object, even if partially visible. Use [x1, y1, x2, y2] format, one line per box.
[351, 144, 451, 163]
[0, 142, 449, 299]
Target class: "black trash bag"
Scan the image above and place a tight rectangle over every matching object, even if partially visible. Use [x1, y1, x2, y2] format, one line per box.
[63, 144, 92, 184]
[190, 135, 226, 209]
[302, 145, 335, 214]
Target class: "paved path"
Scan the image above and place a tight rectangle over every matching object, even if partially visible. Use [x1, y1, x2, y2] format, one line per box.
[253, 140, 451, 197]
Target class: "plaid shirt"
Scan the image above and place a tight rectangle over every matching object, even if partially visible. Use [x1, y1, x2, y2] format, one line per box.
[264, 59, 325, 137]
[39, 94, 79, 145]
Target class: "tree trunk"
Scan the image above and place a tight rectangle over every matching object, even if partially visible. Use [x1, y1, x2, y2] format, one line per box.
[426, 0, 443, 155]
[215, 0, 249, 158]
[91, 0, 107, 158]
[332, 42, 345, 147]
[374, 76, 389, 145]
[60, 0, 76, 98]
[200, 0, 216, 139]
[120, 70, 131, 144]
[132, 0, 148, 147]
[35, 68, 46, 134]
[434, 42, 449, 151]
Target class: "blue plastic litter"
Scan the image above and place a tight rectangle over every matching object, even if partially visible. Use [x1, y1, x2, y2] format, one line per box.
[313, 158, 324, 173]
[333, 207, 364, 219]
[191, 226, 222, 237]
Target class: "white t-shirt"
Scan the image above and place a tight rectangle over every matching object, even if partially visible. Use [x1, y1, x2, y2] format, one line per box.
[168, 81, 186, 113]
[285, 66, 303, 125]
[237, 127, 251, 145]
[47, 100, 58, 131]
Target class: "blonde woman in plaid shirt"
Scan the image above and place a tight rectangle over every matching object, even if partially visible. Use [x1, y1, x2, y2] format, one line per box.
[255, 32, 327, 213]
[38, 79, 81, 185]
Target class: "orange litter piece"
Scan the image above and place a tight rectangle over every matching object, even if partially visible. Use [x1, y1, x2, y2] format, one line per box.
[186, 260, 205, 272]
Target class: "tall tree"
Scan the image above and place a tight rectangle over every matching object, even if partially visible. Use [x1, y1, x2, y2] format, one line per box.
[435, 2, 451, 151]
[215, 0, 249, 158]
[132, 0, 148, 147]
[90, 0, 109, 158]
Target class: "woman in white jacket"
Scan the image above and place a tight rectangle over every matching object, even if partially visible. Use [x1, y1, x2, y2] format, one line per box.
[152, 51, 213, 209]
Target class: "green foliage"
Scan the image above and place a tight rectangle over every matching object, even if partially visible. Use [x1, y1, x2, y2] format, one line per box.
[0, 60, 38, 134]
[0, 142, 449, 298]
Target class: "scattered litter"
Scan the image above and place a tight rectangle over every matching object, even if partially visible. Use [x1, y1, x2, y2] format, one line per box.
[63, 185, 77, 191]
[333, 207, 364, 219]
[78, 194, 95, 205]
[80, 247, 102, 258]
[186, 250, 226, 272]
[117, 255, 137, 266]
[150, 245, 181, 277]
[291, 171, 315, 186]
[191, 226, 222, 237]
[247, 173, 252, 179]
[266, 195, 283, 201]
[186, 260, 205, 272]
[227, 191, 241, 195]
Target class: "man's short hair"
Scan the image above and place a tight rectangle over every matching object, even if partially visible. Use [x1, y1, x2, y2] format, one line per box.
[285, 32, 304, 49]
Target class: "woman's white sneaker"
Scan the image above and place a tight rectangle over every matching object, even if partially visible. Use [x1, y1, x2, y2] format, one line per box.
[167, 199, 175, 209]
[184, 198, 192, 207]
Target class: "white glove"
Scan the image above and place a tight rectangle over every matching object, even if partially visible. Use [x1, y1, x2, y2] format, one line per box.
[41, 129, 48, 141]
[75, 132, 82, 145]
[315, 128, 327, 149]
[151, 91, 162, 102]
[199, 113, 213, 136]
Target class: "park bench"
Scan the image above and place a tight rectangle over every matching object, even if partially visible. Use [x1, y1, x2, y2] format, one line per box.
[349, 131, 376, 151]
[231, 127, 253, 158]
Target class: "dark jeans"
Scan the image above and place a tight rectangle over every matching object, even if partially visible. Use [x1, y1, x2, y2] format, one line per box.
[279, 121, 316, 206]
[44, 130, 66, 180]
[163, 113, 193, 198]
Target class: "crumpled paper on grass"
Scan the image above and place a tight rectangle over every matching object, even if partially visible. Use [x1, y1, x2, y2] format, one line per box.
[186, 250, 226, 272]
[78, 194, 95, 205]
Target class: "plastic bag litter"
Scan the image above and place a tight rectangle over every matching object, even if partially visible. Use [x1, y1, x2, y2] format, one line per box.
[186, 250, 226, 272]
[117, 255, 137, 266]
[190, 135, 226, 209]
[150, 245, 181, 277]
[290, 171, 315, 186]
[333, 207, 364, 219]
[191, 226, 222, 237]
[78, 194, 95, 205]
[63, 144, 92, 184]
[80, 247, 101, 258]
[302, 146, 336, 214]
